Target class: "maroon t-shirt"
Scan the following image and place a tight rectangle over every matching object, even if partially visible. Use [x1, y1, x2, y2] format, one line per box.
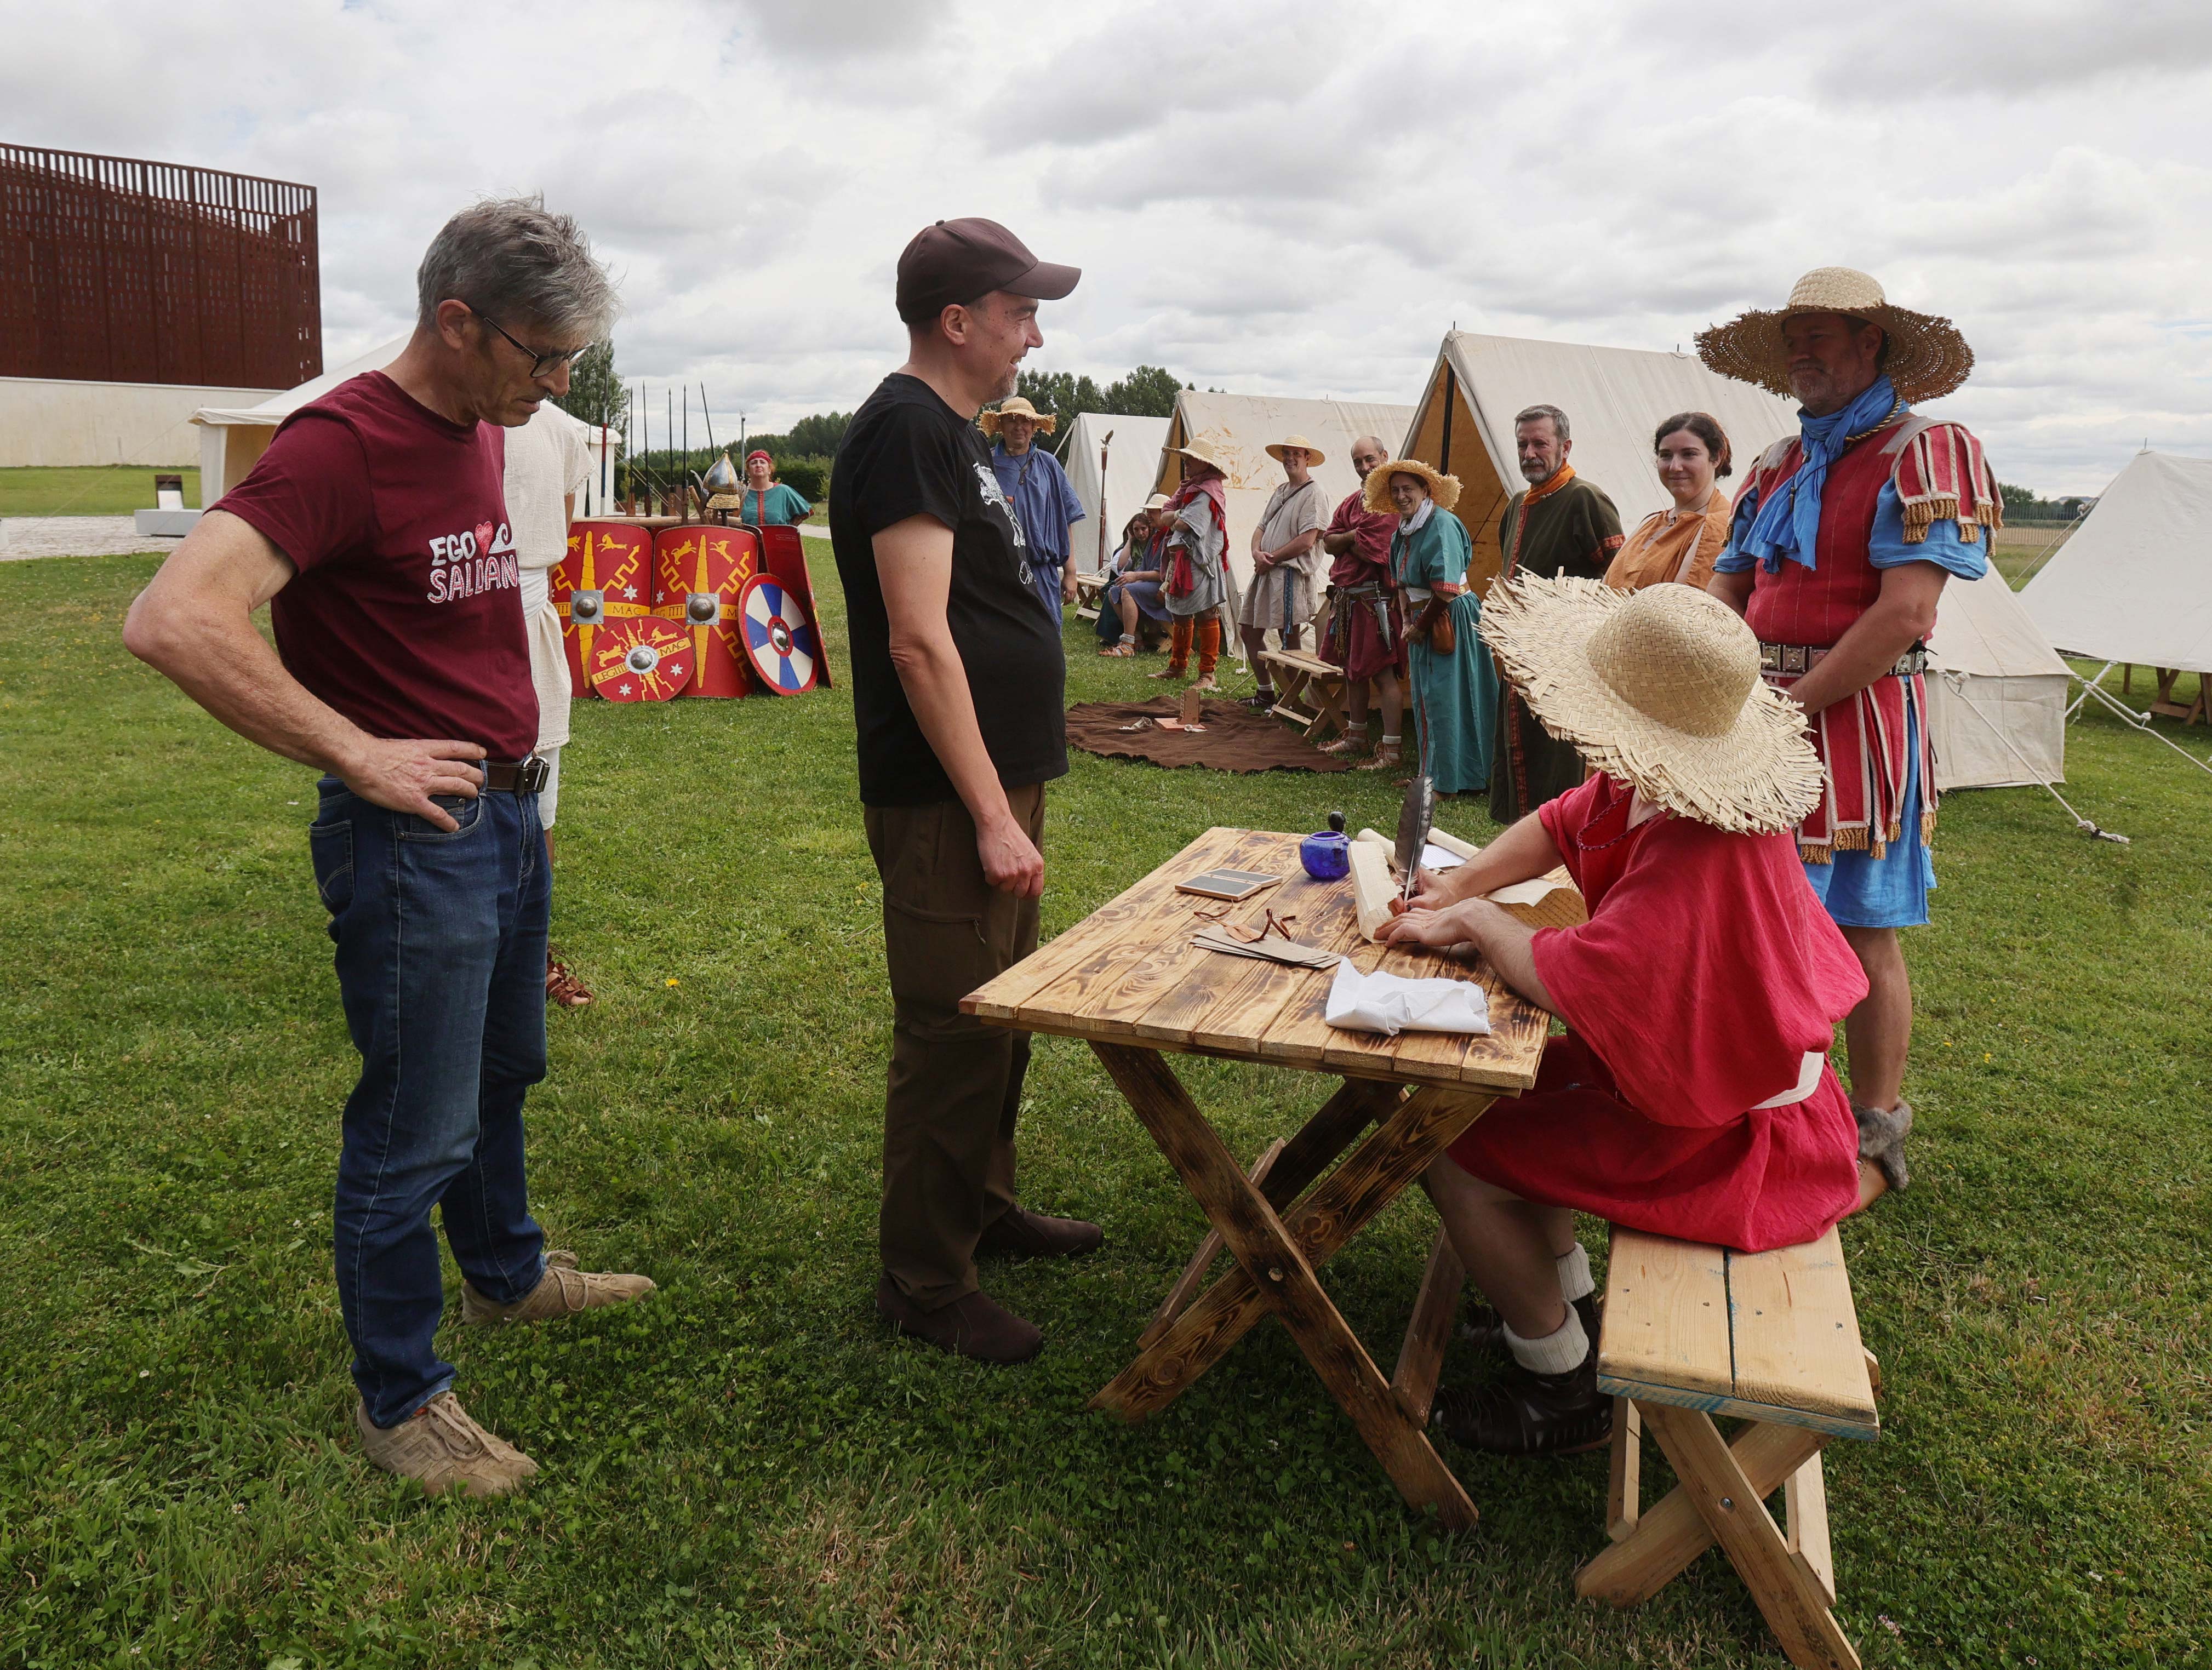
[217, 371, 536, 760]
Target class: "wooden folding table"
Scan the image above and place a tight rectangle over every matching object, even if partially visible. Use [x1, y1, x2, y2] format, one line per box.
[962, 827, 1548, 1527]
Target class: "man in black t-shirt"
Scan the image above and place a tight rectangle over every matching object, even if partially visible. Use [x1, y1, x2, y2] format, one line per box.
[830, 218, 1098, 1364]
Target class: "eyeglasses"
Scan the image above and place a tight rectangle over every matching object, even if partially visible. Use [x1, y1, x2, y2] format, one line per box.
[471, 310, 593, 379]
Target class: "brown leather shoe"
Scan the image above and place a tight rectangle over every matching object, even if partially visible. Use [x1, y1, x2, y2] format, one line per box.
[356, 1392, 538, 1497]
[875, 1274, 1043, 1364]
[1431, 1338, 1612, 1458]
[977, 1206, 1102, 1260]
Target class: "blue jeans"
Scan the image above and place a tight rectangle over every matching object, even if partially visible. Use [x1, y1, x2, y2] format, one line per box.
[308, 778, 550, 1428]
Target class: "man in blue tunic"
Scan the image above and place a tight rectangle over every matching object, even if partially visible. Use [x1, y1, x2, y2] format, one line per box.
[981, 397, 1085, 622]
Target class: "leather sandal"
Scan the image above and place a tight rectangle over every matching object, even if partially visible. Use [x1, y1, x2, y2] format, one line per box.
[1431, 1342, 1612, 1457]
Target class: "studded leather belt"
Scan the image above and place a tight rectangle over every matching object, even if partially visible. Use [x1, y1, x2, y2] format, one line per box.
[1758, 642, 1929, 679]
[479, 757, 552, 794]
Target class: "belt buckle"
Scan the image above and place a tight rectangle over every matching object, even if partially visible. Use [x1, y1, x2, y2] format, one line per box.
[518, 756, 551, 795]
[1781, 644, 1810, 676]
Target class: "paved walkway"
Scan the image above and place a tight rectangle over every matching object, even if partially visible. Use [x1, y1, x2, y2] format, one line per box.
[1, 517, 184, 562]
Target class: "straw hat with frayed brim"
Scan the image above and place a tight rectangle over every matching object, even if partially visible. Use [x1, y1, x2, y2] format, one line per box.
[1477, 575, 1824, 834]
[1362, 458, 1461, 515]
[1167, 433, 1232, 476]
[1265, 433, 1328, 467]
[978, 396, 1057, 437]
[1697, 266, 1975, 405]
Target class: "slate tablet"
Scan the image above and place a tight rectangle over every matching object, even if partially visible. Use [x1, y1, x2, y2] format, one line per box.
[1174, 868, 1283, 902]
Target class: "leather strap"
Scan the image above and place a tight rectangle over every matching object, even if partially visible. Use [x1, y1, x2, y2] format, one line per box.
[480, 757, 551, 794]
[1758, 642, 1928, 679]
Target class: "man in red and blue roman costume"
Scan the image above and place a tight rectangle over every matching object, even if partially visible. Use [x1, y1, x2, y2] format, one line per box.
[1701, 267, 2001, 1201]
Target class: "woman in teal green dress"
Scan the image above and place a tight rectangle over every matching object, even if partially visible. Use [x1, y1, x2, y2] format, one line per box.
[1365, 460, 1497, 793]
[736, 450, 813, 527]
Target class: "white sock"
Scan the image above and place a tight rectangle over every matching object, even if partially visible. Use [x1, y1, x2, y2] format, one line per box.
[1557, 1243, 1594, 1303]
[1504, 1307, 1590, 1376]
[1379, 733, 1401, 747]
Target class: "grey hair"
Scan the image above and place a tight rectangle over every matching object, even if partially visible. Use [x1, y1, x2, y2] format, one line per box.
[416, 195, 620, 339]
[1513, 404, 1569, 441]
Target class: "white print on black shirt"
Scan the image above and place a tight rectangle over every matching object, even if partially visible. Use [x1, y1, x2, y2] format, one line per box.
[971, 461, 1031, 586]
[425, 520, 519, 604]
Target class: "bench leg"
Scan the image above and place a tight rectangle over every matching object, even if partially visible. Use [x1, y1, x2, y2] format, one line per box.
[1605, 1397, 1641, 1542]
[1639, 1404, 1860, 1670]
[1786, 1451, 1837, 1606]
[1390, 1226, 1463, 1425]
[1577, 1414, 1825, 1604]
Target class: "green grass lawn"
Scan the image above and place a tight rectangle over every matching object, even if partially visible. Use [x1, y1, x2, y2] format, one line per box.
[0, 466, 201, 518]
[1, 557, 2206, 1669]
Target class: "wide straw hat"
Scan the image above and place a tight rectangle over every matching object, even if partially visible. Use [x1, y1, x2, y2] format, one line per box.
[978, 396, 1058, 437]
[1477, 575, 1823, 833]
[1362, 457, 1462, 515]
[1697, 267, 1975, 405]
[1143, 492, 1171, 510]
[1265, 433, 1328, 467]
[1167, 432, 1232, 476]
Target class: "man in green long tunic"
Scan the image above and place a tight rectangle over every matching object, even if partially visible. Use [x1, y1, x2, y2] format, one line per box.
[1368, 460, 1495, 794]
[1490, 404, 1624, 821]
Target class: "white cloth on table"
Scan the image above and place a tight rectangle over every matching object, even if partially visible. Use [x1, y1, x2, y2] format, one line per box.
[505, 405, 590, 752]
[1324, 957, 1491, 1037]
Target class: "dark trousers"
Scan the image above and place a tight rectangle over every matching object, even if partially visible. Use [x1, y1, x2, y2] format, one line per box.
[863, 785, 1045, 1309]
[308, 779, 550, 1427]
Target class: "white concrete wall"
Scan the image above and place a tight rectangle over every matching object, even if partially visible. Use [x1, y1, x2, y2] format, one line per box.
[0, 375, 283, 468]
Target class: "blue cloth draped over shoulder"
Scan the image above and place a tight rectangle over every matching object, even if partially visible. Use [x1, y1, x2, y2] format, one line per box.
[1714, 374, 1988, 584]
[991, 441, 1086, 620]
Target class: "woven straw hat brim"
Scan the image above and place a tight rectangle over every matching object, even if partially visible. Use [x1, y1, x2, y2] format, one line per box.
[978, 400, 1057, 437]
[1169, 436, 1231, 474]
[1477, 576, 1825, 835]
[1363, 459, 1462, 514]
[1265, 435, 1328, 466]
[1697, 297, 1974, 405]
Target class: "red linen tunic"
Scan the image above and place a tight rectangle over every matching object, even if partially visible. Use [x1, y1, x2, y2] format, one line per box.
[1447, 775, 1865, 1251]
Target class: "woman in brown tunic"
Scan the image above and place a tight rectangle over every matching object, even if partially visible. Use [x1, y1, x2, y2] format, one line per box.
[1603, 411, 1734, 593]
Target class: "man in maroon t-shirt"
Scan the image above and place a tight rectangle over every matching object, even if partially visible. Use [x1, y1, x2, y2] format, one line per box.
[125, 197, 652, 1499]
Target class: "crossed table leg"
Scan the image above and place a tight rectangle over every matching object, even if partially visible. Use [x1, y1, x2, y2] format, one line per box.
[1086, 1042, 1494, 1529]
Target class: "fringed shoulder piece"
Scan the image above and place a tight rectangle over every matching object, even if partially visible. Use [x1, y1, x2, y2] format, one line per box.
[1883, 415, 2003, 545]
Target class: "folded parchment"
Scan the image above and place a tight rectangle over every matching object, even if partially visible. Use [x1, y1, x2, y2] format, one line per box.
[1323, 957, 1491, 1037]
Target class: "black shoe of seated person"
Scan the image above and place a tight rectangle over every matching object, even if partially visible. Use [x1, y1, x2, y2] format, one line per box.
[875, 1274, 1043, 1365]
[1459, 1291, 1601, 1359]
[1431, 1336, 1612, 1457]
[976, 1205, 1102, 1259]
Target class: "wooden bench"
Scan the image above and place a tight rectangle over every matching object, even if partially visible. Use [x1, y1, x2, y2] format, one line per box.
[1073, 570, 1109, 622]
[1259, 647, 1350, 740]
[1577, 1224, 1881, 1670]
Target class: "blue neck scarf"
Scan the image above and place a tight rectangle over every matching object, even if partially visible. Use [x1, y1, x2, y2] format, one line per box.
[1739, 375, 1902, 573]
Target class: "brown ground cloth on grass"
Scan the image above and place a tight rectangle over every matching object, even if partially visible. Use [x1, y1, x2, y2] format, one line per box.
[1065, 696, 1352, 773]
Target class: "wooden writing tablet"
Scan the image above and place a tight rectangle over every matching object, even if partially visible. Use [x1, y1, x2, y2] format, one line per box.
[1174, 867, 1283, 902]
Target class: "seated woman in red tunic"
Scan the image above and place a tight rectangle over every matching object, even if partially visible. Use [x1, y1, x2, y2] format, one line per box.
[1380, 576, 1865, 1457]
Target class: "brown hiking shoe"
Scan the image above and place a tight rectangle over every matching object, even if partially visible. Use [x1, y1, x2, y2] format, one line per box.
[875, 1274, 1043, 1364]
[460, 1254, 655, 1326]
[978, 1205, 1102, 1259]
[356, 1392, 538, 1497]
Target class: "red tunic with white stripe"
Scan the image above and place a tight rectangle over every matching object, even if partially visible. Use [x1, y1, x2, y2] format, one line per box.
[1447, 774, 1865, 1252]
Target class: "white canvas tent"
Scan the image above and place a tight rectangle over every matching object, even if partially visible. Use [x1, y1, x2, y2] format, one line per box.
[193, 336, 410, 501]
[1153, 392, 1415, 594]
[1062, 411, 1170, 575]
[1396, 329, 2068, 790]
[2021, 450, 2212, 674]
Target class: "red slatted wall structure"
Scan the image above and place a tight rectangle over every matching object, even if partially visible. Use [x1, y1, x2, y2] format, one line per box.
[0, 144, 320, 389]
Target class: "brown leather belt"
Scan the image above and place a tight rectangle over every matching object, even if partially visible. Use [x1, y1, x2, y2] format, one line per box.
[479, 757, 552, 794]
[1759, 642, 1928, 679]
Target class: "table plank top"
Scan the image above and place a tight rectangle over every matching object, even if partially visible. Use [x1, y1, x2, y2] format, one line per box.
[962, 828, 1548, 1093]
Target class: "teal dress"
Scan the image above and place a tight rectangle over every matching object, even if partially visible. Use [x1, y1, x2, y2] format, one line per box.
[738, 483, 813, 527]
[1390, 505, 1497, 794]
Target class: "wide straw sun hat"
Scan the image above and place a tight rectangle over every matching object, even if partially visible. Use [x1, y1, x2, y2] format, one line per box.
[1696, 266, 1975, 405]
[1167, 432, 1232, 476]
[1477, 575, 1824, 834]
[1362, 457, 1462, 515]
[1265, 432, 1328, 467]
[978, 396, 1058, 437]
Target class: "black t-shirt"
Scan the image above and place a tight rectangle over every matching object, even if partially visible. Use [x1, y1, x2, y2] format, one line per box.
[830, 373, 1068, 807]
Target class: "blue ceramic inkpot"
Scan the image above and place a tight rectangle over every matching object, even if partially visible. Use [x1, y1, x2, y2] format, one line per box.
[1300, 810, 1351, 880]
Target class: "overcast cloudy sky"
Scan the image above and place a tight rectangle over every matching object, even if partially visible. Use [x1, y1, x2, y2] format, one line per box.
[12, 0, 2210, 492]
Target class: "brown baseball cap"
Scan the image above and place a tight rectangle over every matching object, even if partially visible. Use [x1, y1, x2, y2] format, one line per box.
[895, 217, 1081, 325]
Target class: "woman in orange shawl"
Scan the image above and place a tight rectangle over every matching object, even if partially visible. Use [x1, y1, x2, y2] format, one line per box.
[1603, 411, 1734, 593]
